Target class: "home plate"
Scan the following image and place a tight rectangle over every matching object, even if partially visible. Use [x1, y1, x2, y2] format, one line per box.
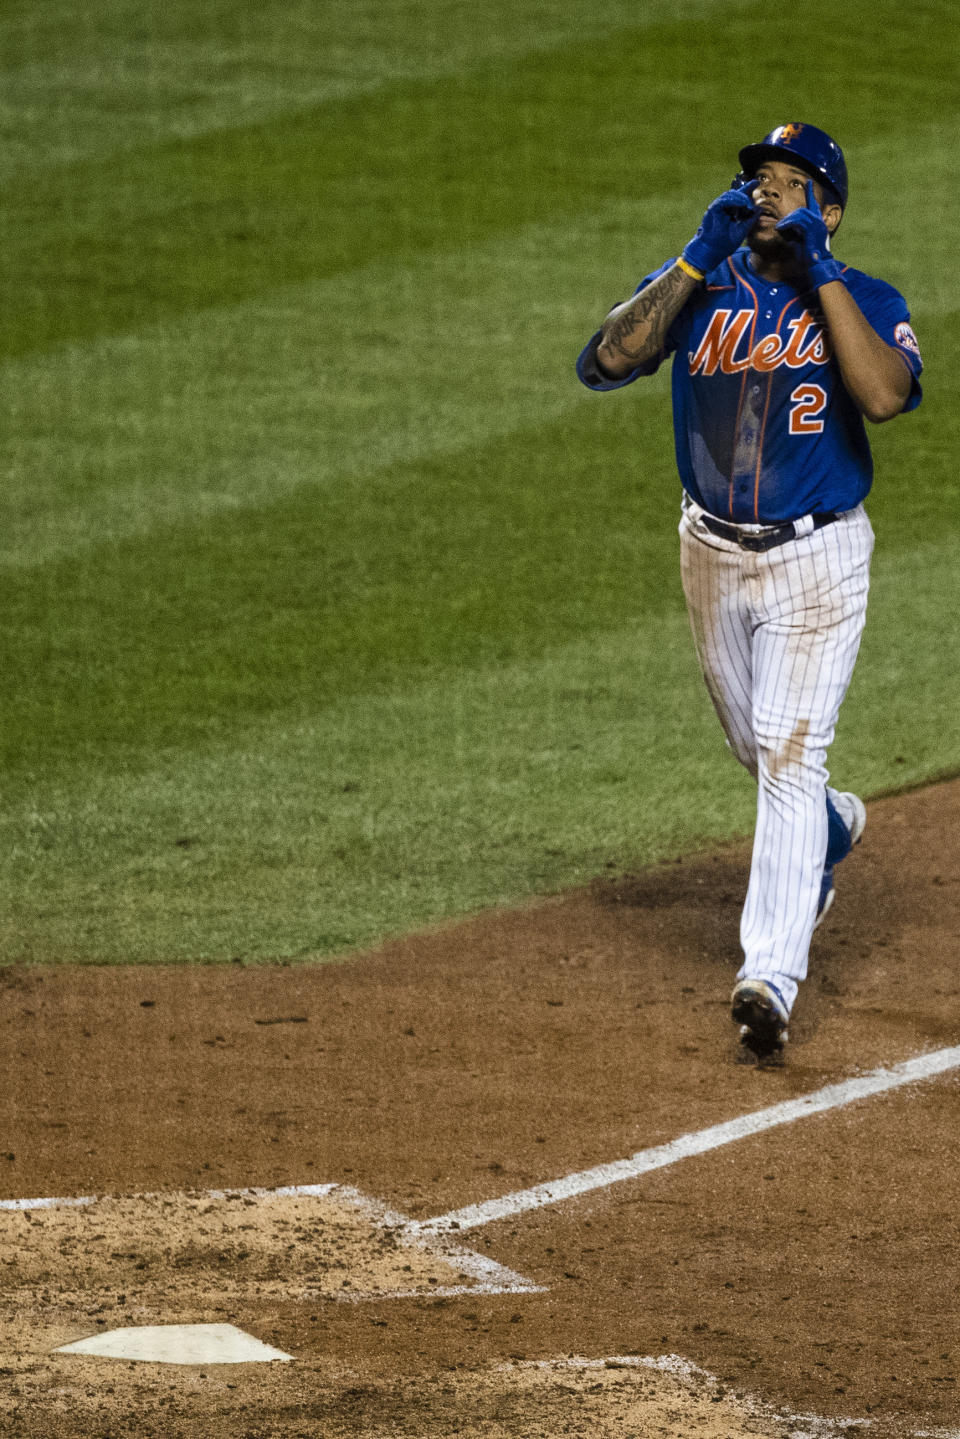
[54, 1323, 292, 1364]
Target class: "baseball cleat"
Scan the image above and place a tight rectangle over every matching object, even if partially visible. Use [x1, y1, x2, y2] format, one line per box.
[731, 978, 789, 1060]
[815, 792, 866, 929]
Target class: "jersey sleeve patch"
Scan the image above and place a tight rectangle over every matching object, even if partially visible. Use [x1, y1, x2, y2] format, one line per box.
[894, 320, 922, 361]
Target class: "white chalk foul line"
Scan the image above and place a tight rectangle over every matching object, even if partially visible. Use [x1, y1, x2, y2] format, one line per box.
[412, 1043, 960, 1235]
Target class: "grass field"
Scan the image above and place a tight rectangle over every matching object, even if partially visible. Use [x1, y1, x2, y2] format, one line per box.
[1, 0, 957, 962]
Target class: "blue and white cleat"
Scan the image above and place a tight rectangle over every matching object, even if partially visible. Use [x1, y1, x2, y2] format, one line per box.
[731, 977, 790, 1061]
[815, 792, 867, 930]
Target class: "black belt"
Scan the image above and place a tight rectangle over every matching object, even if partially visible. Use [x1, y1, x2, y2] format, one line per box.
[699, 511, 839, 552]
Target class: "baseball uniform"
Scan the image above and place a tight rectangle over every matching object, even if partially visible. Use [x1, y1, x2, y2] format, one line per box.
[576, 162, 922, 1053]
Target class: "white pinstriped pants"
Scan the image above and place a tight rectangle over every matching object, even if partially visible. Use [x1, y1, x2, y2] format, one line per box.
[678, 502, 874, 1010]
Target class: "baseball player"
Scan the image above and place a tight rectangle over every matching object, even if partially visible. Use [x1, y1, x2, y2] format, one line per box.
[576, 124, 923, 1059]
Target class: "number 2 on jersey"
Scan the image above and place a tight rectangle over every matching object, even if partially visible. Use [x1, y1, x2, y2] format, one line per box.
[789, 383, 827, 434]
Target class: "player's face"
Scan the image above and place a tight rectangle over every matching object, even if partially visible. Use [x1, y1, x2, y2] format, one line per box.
[748, 160, 842, 255]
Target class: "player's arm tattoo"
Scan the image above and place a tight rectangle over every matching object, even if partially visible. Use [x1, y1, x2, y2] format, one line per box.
[598, 263, 698, 372]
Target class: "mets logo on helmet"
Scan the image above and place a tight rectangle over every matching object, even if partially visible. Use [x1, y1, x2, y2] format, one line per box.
[776, 122, 804, 145]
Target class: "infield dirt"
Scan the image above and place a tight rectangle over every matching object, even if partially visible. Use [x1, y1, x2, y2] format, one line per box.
[2, 779, 959, 1437]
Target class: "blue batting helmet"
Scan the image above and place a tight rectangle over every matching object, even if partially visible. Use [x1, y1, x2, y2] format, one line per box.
[738, 123, 848, 210]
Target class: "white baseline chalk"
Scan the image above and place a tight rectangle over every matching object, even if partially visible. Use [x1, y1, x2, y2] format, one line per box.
[0, 1182, 339, 1213]
[413, 1044, 960, 1235]
[0, 1193, 97, 1212]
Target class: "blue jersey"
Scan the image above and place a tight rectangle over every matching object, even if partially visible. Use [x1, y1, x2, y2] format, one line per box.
[576, 249, 923, 524]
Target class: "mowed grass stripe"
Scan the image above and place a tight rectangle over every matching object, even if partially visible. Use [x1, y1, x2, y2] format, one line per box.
[2, 1, 952, 358]
[2, 612, 731, 963]
[0, 197, 684, 568]
[0, 396, 679, 775]
[3, 537, 957, 964]
[2, 110, 954, 568]
[0, 0, 751, 180]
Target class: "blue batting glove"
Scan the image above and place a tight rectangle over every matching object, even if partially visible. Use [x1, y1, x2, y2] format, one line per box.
[774, 180, 844, 288]
[682, 179, 760, 276]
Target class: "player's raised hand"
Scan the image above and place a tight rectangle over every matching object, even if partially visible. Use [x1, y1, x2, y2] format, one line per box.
[681, 179, 760, 277]
[775, 180, 843, 289]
